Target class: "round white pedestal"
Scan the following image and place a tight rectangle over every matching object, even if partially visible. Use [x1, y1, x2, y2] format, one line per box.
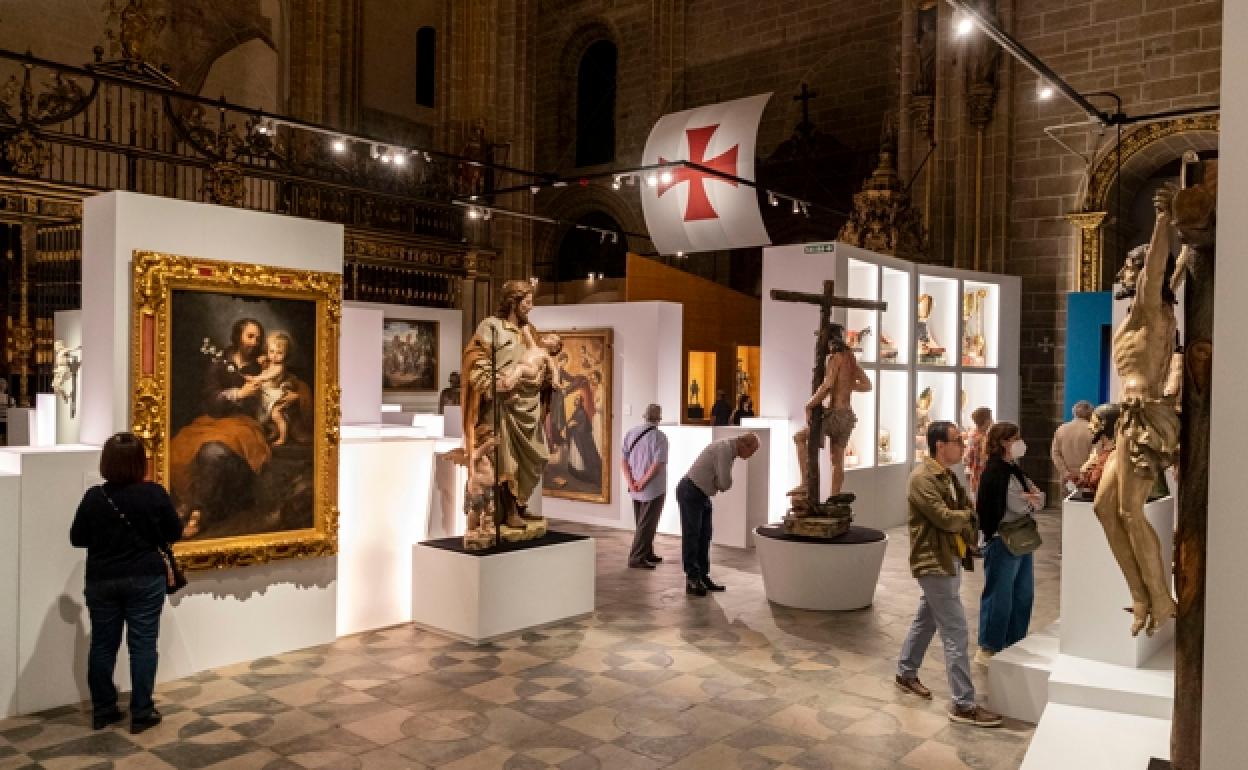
[753, 525, 888, 610]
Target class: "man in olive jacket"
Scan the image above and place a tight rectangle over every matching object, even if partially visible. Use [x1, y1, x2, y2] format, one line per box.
[895, 421, 1002, 728]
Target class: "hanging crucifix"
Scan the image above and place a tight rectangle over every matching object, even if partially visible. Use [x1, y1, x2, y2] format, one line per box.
[771, 280, 886, 533]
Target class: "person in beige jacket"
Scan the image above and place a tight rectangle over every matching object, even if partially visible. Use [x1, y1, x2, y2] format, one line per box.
[896, 420, 1002, 728]
[1051, 401, 1094, 489]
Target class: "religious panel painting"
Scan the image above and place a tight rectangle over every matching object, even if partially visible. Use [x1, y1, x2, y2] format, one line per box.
[131, 251, 341, 570]
[542, 328, 612, 504]
[382, 319, 439, 392]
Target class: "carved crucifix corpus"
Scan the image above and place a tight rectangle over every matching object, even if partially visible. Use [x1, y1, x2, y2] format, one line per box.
[771, 279, 887, 505]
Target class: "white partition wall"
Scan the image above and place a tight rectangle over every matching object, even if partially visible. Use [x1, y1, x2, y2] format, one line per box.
[761, 242, 1020, 529]
[340, 305, 384, 424]
[81, 191, 344, 446]
[69, 192, 341, 711]
[0, 466, 19, 715]
[529, 301, 683, 529]
[348, 301, 462, 414]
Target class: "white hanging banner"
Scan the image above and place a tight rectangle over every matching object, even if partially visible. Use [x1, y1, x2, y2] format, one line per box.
[640, 93, 773, 255]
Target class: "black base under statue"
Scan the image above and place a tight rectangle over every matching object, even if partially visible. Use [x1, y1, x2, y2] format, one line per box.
[756, 524, 885, 545]
[420, 530, 588, 557]
[1146, 759, 1169, 769]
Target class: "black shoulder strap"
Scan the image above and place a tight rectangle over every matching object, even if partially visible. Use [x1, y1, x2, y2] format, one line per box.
[98, 485, 166, 551]
[625, 425, 657, 455]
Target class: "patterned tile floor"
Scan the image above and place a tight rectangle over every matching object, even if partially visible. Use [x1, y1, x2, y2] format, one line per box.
[0, 513, 1062, 769]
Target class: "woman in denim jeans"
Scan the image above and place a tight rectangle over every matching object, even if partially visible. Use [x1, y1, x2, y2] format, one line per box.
[70, 433, 182, 734]
[973, 421, 1043, 666]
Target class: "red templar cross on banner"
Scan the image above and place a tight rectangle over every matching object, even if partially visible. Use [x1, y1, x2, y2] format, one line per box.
[658, 124, 739, 222]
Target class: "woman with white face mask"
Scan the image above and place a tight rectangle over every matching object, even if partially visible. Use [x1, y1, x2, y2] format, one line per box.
[973, 421, 1044, 666]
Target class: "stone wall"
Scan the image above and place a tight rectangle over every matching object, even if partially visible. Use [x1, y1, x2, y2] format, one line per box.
[1006, 0, 1222, 489]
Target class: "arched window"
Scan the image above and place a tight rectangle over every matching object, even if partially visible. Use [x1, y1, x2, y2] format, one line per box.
[575, 40, 617, 167]
[416, 26, 436, 108]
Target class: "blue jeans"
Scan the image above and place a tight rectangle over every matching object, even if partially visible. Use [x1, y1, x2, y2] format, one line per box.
[977, 536, 1035, 652]
[85, 574, 166, 719]
[676, 478, 712, 580]
[898, 570, 976, 710]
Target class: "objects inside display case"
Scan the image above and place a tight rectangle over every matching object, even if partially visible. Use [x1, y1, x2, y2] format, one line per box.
[878, 429, 893, 464]
[914, 386, 933, 458]
[880, 266, 910, 364]
[686, 350, 716, 421]
[916, 293, 948, 365]
[961, 288, 989, 367]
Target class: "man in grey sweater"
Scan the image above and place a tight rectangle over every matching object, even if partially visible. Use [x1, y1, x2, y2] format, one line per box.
[677, 433, 760, 596]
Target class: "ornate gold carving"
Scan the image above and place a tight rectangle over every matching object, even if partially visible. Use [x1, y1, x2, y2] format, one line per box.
[4, 129, 50, 176]
[104, 0, 167, 64]
[1067, 211, 1108, 292]
[1085, 115, 1220, 210]
[205, 162, 246, 207]
[130, 251, 342, 571]
[837, 116, 928, 259]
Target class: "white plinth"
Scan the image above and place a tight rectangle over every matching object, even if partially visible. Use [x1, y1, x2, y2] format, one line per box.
[1060, 496, 1175, 667]
[753, 527, 887, 610]
[1021, 703, 1170, 770]
[987, 621, 1059, 723]
[411, 536, 595, 645]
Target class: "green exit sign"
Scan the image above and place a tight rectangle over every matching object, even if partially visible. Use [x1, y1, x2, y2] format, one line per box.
[803, 243, 836, 254]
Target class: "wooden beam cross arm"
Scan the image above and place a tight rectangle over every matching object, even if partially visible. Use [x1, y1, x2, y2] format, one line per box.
[769, 281, 888, 314]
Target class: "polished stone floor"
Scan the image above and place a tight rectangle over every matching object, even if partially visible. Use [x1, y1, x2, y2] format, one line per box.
[0, 513, 1061, 769]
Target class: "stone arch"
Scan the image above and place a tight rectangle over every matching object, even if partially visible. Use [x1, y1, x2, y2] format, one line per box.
[554, 20, 619, 156]
[1072, 114, 1218, 290]
[534, 184, 645, 282]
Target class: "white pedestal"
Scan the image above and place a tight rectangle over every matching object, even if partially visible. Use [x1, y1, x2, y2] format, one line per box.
[5, 408, 33, 446]
[656, 426, 770, 548]
[336, 436, 437, 637]
[753, 527, 887, 610]
[411, 536, 595, 645]
[1060, 496, 1175, 666]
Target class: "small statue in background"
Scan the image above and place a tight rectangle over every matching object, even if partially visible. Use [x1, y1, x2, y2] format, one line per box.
[916, 293, 947, 364]
[1074, 403, 1121, 501]
[845, 326, 872, 353]
[460, 429, 501, 550]
[914, 386, 933, 457]
[438, 371, 461, 415]
[879, 331, 899, 361]
[878, 429, 893, 464]
[962, 288, 988, 366]
[51, 340, 82, 418]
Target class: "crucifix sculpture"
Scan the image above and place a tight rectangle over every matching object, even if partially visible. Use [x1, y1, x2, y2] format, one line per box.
[794, 82, 819, 136]
[771, 279, 887, 533]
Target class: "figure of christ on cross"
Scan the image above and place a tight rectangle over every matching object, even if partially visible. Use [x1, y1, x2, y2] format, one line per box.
[771, 280, 888, 512]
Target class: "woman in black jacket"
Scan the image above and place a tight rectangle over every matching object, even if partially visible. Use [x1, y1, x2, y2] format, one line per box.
[974, 421, 1044, 666]
[70, 433, 183, 734]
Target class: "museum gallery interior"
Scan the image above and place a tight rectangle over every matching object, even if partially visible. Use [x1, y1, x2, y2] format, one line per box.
[0, 1, 1245, 768]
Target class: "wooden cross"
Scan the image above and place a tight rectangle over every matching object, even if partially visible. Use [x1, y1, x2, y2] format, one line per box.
[770, 280, 887, 504]
[794, 82, 818, 133]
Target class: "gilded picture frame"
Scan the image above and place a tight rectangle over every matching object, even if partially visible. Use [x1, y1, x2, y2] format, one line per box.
[130, 251, 342, 571]
[541, 327, 613, 504]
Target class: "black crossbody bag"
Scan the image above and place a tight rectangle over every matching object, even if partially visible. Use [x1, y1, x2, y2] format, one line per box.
[98, 486, 188, 595]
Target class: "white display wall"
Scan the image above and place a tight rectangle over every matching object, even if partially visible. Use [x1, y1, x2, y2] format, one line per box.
[70, 192, 341, 708]
[529, 302, 683, 528]
[1205, 3, 1247, 763]
[761, 242, 1020, 529]
[340, 305, 384, 424]
[348, 301, 462, 414]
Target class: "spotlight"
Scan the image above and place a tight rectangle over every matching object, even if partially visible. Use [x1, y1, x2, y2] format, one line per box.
[646, 174, 658, 187]
[380, 152, 392, 164]
[659, 170, 674, 185]
[469, 194, 479, 201]
[768, 192, 778, 207]
[467, 206, 482, 220]
[423, 152, 432, 162]
[954, 13, 973, 37]
[482, 208, 492, 221]
[587, 272, 594, 281]
[370, 144, 381, 159]
[800, 202, 810, 217]
[597, 272, 604, 280]
[529, 276, 539, 286]
[530, 185, 541, 194]
[331, 138, 347, 154]
[792, 199, 801, 214]
[1036, 81, 1054, 101]
[393, 151, 407, 166]
[599, 231, 607, 244]
[611, 232, 618, 244]
[612, 175, 622, 191]
[675, 250, 685, 258]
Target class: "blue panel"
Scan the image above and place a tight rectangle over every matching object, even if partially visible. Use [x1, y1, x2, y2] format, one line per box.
[1065, 291, 1112, 416]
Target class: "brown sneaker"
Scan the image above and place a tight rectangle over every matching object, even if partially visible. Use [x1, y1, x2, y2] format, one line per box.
[948, 704, 1003, 727]
[895, 675, 932, 699]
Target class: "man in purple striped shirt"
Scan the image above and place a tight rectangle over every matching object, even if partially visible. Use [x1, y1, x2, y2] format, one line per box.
[621, 404, 669, 569]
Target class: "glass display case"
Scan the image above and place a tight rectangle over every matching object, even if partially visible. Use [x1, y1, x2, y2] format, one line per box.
[877, 369, 909, 466]
[686, 351, 716, 421]
[734, 345, 761, 410]
[916, 274, 958, 366]
[880, 266, 911, 365]
[845, 258, 880, 363]
[962, 281, 1000, 368]
[846, 371, 877, 469]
